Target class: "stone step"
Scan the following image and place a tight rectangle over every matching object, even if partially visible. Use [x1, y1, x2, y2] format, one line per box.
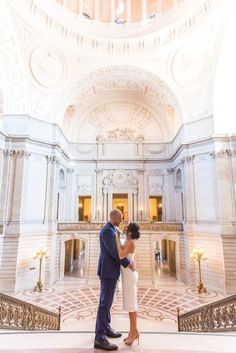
[0, 331, 235, 353]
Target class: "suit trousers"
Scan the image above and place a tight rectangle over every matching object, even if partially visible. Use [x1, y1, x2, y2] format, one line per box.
[95, 278, 117, 341]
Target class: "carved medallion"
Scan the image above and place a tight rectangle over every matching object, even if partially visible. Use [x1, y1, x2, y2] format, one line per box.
[171, 43, 211, 87]
[112, 169, 127, 187]
[30, 45, 68, 88]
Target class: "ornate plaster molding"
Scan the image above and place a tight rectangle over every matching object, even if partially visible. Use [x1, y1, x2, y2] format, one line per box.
[8, 0, 215, 55]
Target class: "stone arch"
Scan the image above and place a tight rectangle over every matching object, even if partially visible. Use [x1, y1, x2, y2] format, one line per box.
[150, 232, 181, 282]
[59, 232, 89, 280]
[53, 64, 184, 141]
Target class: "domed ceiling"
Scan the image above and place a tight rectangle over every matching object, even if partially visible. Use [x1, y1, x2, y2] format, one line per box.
[60, 65, 182, 143]
[55, 0, 174, 23]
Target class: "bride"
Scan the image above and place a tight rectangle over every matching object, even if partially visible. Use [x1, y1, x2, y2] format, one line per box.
[115, 222, 140, 346]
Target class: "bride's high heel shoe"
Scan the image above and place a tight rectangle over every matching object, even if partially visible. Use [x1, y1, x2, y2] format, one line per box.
[124, 329, 140, 346]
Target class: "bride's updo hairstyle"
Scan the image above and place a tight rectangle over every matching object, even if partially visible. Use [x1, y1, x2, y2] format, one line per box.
[128, 222, 140, 240]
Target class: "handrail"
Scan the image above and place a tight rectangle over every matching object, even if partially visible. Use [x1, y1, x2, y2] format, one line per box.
[177, 293, 236, 332]
[0, 292, 61, 331]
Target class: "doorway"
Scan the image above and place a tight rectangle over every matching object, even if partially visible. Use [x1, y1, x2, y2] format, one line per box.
[78, 196, 91, 222]
[112, 193, 128, 221]
[64, 239, 86, 277]
[154, 239, 177, 280]
[149, 196, 163, 221]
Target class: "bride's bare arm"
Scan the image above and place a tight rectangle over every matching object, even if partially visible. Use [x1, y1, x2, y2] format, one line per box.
[115, 235, 135, 259]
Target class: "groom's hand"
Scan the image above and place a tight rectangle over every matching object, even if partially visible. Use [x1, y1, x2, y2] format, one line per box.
[128, 261, 137, 272]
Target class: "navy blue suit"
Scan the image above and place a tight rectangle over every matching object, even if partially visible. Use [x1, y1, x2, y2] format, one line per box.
[95, 222, 130, 340]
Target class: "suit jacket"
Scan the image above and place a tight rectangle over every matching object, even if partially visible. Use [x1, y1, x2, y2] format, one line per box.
[97, 222, 130, 280]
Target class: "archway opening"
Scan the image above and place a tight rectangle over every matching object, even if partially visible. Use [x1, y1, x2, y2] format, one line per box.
[64, 239, 86, 277]
[154, 239, 177, 280]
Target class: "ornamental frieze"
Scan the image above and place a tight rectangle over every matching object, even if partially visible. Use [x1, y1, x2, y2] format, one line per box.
[58, 223, 183, 232]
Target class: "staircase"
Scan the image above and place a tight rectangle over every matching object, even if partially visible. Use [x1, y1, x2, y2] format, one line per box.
[0, 331, 236, 353]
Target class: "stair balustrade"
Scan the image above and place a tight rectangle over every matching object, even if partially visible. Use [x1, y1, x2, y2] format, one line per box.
[0, 292, 61, 330]
[177, 293, 236, 332]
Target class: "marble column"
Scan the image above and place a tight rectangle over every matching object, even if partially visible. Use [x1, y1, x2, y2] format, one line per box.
[110, 0, 115, 22]
[46, 156, 60, 232]
[79, 0, 83, 15]
[126, 0, 132, 21]
[137, 169, 145, 221]
[182, 155, 196, 225]
[94, 0, 100, 21]
[0, 149, 30, 291]
[65, 168, 75, 222]
[141, 0, 147, 21]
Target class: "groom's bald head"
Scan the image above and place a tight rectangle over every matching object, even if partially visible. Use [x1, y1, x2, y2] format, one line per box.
[110, 209, 123, 226]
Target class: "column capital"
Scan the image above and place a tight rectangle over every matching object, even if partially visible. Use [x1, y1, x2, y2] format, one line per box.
[66, 168, 74, 174]
[46, 155, 60, 164]
[15, 150, 31, 159]
[209, 150, 230, 159]
[181, 155, 194, 164]
[3, 149, 15, 158]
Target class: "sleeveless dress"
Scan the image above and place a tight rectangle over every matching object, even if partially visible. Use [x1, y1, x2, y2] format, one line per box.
[121, 253, 138, 312]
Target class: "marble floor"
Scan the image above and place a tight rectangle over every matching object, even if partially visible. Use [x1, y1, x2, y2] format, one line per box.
[1, 263, 235, 353]
[13, 262, 225, 333]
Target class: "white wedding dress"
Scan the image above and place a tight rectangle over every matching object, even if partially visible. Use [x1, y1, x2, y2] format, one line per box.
[121, 253, 138, 312]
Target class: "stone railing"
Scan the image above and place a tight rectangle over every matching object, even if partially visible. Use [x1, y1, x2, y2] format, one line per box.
[177, 294, 236, 332]
[0, 292, 61, 330]
[58, 222, 183, 232]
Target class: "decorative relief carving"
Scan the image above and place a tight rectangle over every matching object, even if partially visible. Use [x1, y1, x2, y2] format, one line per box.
[102, 169, 138, 189]
[106, 128, 135, 142]
[112, 169, 128, 187]
[30, 45, 68, 88]
[66, 168, 74, 174]
[149, 183, 163, 194]
[171, 43, 212, 87]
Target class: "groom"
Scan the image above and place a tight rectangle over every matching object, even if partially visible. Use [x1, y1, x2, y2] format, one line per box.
[94, 209, 135, 351]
